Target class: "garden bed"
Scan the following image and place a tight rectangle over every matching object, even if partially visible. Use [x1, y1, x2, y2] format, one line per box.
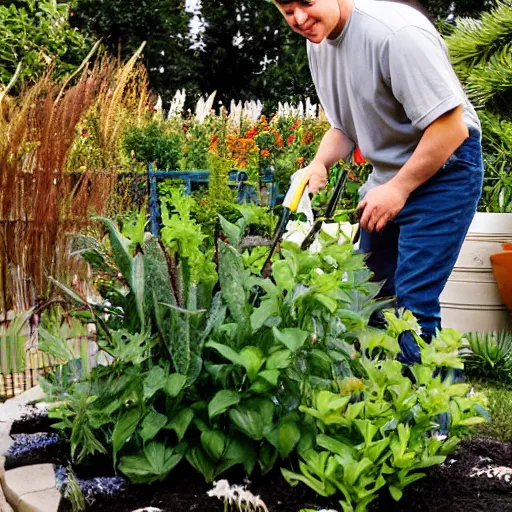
[5, 412, 512, 512]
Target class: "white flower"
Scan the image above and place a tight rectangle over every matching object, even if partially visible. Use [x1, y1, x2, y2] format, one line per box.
[207, 480, 269, 512]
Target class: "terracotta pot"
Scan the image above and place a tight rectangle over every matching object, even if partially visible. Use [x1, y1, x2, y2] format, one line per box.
[490, 250, 512, 312]
[502, 243, 512, 251]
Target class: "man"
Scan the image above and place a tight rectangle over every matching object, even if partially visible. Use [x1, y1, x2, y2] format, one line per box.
[273, 0, 483, 362]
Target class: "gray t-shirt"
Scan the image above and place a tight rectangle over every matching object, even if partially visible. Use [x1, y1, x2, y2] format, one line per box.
[307, 0, 480, 196]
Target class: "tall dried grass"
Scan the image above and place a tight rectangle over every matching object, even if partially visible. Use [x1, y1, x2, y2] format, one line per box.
[0, 48, 151, 313]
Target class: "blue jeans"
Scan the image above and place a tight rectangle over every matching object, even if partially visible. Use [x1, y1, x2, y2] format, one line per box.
[360, 129, 484, 345]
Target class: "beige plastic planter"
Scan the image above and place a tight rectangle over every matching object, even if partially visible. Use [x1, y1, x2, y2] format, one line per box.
[440, 212, 512, 334]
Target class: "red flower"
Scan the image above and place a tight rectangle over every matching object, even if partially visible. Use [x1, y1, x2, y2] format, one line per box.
[353, 146, 366, 166]
[303, 132, 313, 145]
[291, 120, 300, 130]
[246, 127, 258, 139]
[287, 134, 295, 145]
[275, 133, 283, 147]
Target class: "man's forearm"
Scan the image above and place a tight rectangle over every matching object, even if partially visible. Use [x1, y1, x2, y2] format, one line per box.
[312, 127, 355, 170]
[390, 105, 469, 195]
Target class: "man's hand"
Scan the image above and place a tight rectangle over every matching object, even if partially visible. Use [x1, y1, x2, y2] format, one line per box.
[302, 161, 328, 194]
[357, 181, 409, 232]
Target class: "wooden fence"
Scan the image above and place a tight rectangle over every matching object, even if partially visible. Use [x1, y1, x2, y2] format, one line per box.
[0, 311, 97, 399]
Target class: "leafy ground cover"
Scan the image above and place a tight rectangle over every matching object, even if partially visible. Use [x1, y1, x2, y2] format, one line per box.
[20, 188, 488, 512]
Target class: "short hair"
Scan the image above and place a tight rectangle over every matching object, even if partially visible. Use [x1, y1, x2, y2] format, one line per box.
[274, 0, 313, 6]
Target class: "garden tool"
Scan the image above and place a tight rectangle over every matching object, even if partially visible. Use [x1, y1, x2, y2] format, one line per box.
[260, 169, 350, 277]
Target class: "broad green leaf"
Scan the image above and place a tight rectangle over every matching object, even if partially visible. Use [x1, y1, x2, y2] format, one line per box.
[199, 292, 227, 348]
[165, 373, 187, 397]
[272, 260, 295, 291]
[413, 455, 446, 469]
[272, 327, 309, 353]
[208, 390, 241, 419]
[266, 349, 292, 370]
[229, 407, 264, 440]
[458, 416, 487, 426]
[281, 468, 336, 497]
[317, 435, 354, 466]
[131, 253, 146, 331]
[259, 443, 278, 474]
[219, 214, 242, 246]
[218, 241, 250, 325]
[122, 206, 147, 248]
[313, 293, 338, 313]
[139, 409, 168, 443]
[250, 298, 280, 332]
[166, 408, 194, 442]
[365, 438, 391, 463]
[201, 430, 226, 461]
[346, 457, 373, 487]
[143, 366, 167, 399]
[239, 346, 265, 380]
[219, 437, 257, 476]
[389, 485, 403, 502]
[186, 446, 216, 482]
[93, 216, 132, 280]
[112, 408, 141, 465]
[277, 421, 301, 458]
[144, 235, 190, 375]
[205, 341, 243, 366]
[118, 441, 183, 484]
[258, 370, 280, 386]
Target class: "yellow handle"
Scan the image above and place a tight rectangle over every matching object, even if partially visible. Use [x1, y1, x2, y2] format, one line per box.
[287, 177, 309, 213]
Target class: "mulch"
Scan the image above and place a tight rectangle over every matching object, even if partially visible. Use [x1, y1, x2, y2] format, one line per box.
[6, 412, 512, 512]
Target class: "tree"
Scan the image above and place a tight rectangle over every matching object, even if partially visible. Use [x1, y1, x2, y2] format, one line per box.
[70, 0, 198, 101]
[195, 0, 314, 107]
[0, 0, 90, 87]
[446, 0, 512, 211]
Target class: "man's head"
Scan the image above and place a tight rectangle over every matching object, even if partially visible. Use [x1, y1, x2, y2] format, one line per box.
[273, 0, 350, 44]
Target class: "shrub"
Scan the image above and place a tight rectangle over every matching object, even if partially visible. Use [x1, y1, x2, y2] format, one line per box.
[464, 330, 512, 383]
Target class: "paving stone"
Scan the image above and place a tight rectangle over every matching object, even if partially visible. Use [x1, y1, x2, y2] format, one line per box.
[0, 421, 13, 456]
[0, 485, 14, 512]
[3, 464, 56, 507]
[0, 457, 14, 512]
[1, 386, 45, 422]
[18, 488, 61, 512]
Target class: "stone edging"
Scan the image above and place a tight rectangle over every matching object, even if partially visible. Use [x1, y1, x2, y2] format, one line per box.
[0, 456, 60, 512]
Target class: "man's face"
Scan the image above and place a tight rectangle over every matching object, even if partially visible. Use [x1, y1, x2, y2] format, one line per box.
[275, 0, 344, 44]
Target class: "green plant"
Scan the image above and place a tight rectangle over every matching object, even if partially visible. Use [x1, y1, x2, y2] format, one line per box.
[446, 1, 512, 212]
[39, 190, 487, 504]
[282, 324, 488, 512]
[0, 0, 90, 87]
[464, 330, 512, 382]
[160, 188, 217, 288]
[208, 152, 234, 201]
[477, 385, 512, 442]
[122, 121, 185, 170]
[42, 197, 384, 483]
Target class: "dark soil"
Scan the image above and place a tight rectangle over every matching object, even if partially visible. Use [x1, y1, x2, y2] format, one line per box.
[9, 406, 54, 435]
[374, 436, 512, 512]
[7, 415, 512, 511]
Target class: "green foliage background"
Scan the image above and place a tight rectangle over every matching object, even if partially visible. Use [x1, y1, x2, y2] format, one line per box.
[0, 0, 90, 87]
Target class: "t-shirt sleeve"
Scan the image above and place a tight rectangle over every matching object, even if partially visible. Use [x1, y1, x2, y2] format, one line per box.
[387, 26, 464, 131]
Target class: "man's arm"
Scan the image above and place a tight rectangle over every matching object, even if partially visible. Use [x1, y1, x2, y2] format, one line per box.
[305, 127, 355, 193]
[358, 105, 469, 233]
